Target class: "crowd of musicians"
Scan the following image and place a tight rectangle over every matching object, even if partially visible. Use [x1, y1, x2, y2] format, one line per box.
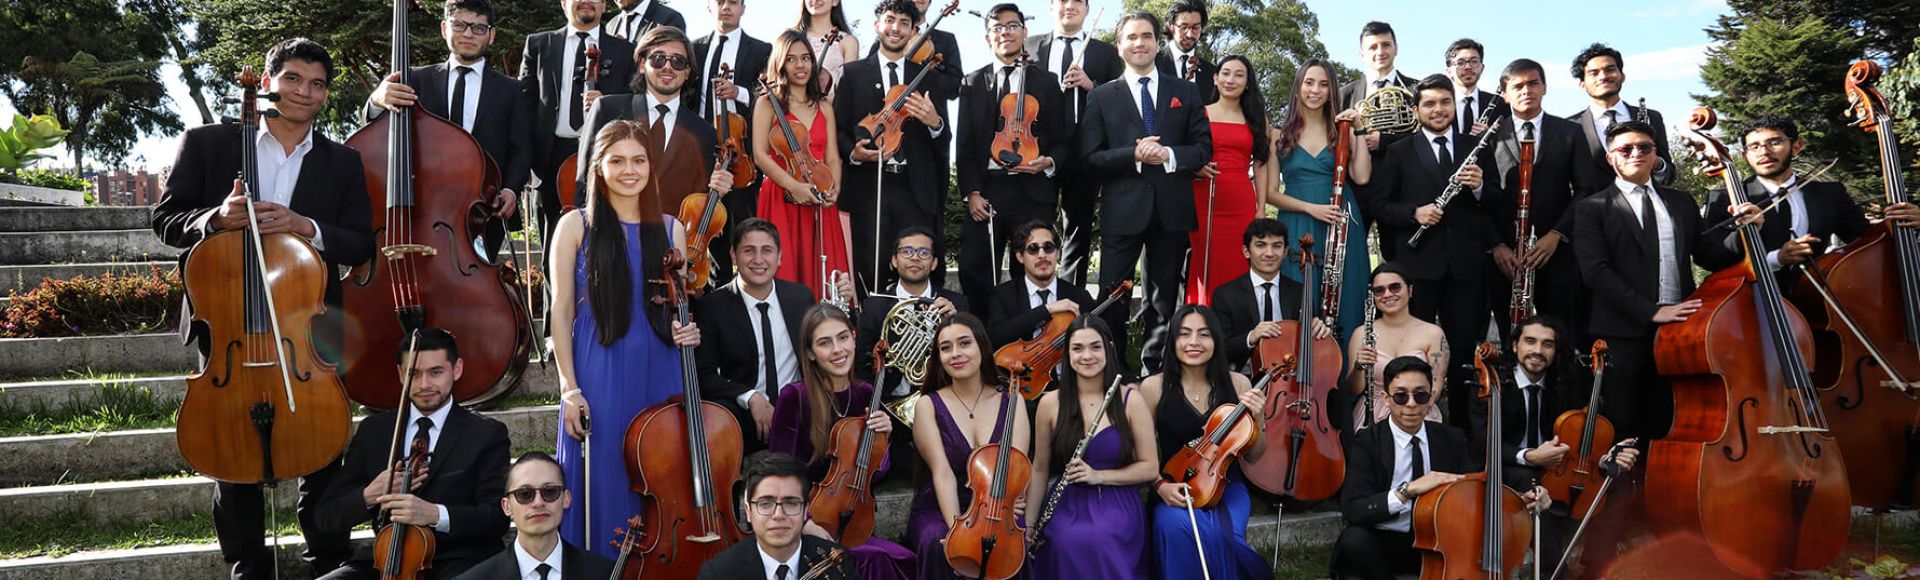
[146, 0, 1920, 578]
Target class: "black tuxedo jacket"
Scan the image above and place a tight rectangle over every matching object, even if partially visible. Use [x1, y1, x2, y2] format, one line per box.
[518, 27, 638, 167]
[691, 30, 773, 150]
[1210, 274, 1304, 370]
[362, 63, 534, 193]
[1365, 128, 1502, 281]
[956, 62, 1068, 210]
[697, 535, 856, 580]
[569, 93, 720, 207]
[1024, 32, 1122, 132]
[608, 1, 686, 41]
[870, 28, 964, 103]
[834, 54, 953, 217]
[316, 405, 512, 568]
[1458, 89, 1503, 132]
[1155, 47, 1215, 104]
[1468, 368, 1590, 490]
[1567, 104, 1675, 187]
[1340, 421, 1479, 527]
[854, 288, 971, 397]
[151, 123, 375, 310]
[1485, 114, 1605, 244]
[1571, 183, 1742, 338]
[1079, 72, 1212, 236]
[695, 279, 816, 405]
[986, 278, 1095, 350]
[452, 541, 615, 580]
[1705, 177, 1870, 256]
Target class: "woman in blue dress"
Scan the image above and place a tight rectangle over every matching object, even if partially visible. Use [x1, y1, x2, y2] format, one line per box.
[1270, 58, 1374, 343]
[1140, 305, 1272, 580]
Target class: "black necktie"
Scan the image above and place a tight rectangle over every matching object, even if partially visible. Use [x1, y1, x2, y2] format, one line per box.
[1776, 185, 1797, 237]
[706, 35, 729, 118]
[412, 416, 433, 458]
[1260, 281, 1275, 322]
[1059, 37, 1077, 79]
[536, 563, 553, 580]
[999, 65, 1016, 100]
[1373, 78, 1388, 90]
[1522, 121, 1536, 142]
[1461, 94, 1475, 129]
[1034, 289, 1051, 338]
[1604, 109, 1619, 134]
[1524, 384, 1542, 449]
[651, 103, 671, 142]
[1434, 136, 1453, 169]
[1409, 435, 1426, 480]
[571, 32, 591, 130]
[887, 62, 901, 90]
[1637, 186, 1657, 233]
[450, 65, 472, 130]
[775, 563, 791, 580]
[758, 302, 779, 398]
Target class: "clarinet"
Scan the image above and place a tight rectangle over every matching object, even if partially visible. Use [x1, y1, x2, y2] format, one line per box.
[1361, 296, 1378, 428]
[1406, 102, 1501, 248]
[1635, 97, 1651, 125]
[1028, 375, 1125, 553]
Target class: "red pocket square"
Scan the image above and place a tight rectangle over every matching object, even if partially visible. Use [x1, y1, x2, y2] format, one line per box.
[1170, 97, 1183, 109]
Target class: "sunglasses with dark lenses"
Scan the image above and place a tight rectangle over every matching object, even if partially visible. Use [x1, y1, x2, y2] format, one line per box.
[648, 53, 692, 71]
[1024, 242, 1060, 255]
[507, 485, 567, 505]
[1389, 391, 1433, 405]
[1368, 282, 1406, 296]
[1610, 142, 1657, 158]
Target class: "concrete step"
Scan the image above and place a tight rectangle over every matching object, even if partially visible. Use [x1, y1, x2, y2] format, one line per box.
[0, 229, 177, 266]
[0, 261, 174, 297]
[0, 334, 194, 381]
[0, 207, 151, 234]
[0, 405, 557, 488]
[0, 366, 559, 418]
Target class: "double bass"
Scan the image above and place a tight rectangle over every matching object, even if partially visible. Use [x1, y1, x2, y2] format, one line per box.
[176, 68, 351, 485]
[1411, 342, 1532, 580]
[1649, 107, 1850, 575]
[343, 0, 532, 409]
[1242, 236, 1345, 501]
[620, 250, 745, 579]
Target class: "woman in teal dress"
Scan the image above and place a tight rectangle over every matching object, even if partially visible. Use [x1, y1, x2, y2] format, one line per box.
[1269, 58, 1373, 343]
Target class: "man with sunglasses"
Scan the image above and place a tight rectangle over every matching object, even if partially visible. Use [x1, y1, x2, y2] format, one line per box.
[987, 220, 1094, 349]
[454, 453, 615, 580]
[519, 0, 637, 236]
[315, 327, 513, 579]
[857, 226, 967, 398]
[1332, 356, 1477, 579]
[699, 452, 858, 580]
[571, 25, 722, 208]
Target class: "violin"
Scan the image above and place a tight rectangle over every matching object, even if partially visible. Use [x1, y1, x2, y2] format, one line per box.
[812, 28, 843, 95]
[1648, 107, 1850, 575]
[808, 342, 892, 547]
[1539, 340, 1615, 518]
[712, 63, 758, 190]
[620, 250, 745, 579]
[1242, 236, 1346, 502]
[373, 332, 435, 580]
[855, 53, 947, 162]
[341, 0, 532, 410]
[943, 381, 1030, 580]
[993, 280, 1134, 399]
[554, 40, 606, 214]
[758, 75, 836, 200]
[1160, 357, 1267, 510]
[175, 67, 351, 485]
[1789, 60, 1920, 511]
[901, 0, 959, 65]
[674, 158, 730, 292]
[1411, 342, 1532, 580]
[607, 516, 643, 579]
[798, 547, 848, 580]
[988, 51, 1042, 169]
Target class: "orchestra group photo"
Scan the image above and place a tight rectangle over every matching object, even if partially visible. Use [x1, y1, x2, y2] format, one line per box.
[7, 0, 1920, 578]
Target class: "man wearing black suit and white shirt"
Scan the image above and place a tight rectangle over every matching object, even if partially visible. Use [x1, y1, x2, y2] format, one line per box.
[957, 3, 1066, 317]
[697, 219, 815, 452]
[1209, 218, 1331, 373]
[150, 38, 373, 580]
[1566, 43, 1675, 187]
[987, 221, 1095, 350]
[691, 0, 772, 284]
[365, 0, 529, 258]
[856, 227, 968, 398]
[1339, 21, 1420, 152]
[1153, 0, 1214, 104]
[519, 0, 637, 236]
[870, 0, 964, 103]
[698, 452, 857, 580]
[1333, 356, 1478, 579]
[570, 25, 721, 208]
[1026, 0, 1122, 287]
[1442, 38, 1501, 138]
[453, 453, 616, 580]
[837, 0, 952, 292]
[607, 0, 685, 41]
[315, 327, 513, 579]
[1079, 12, 1211, 373]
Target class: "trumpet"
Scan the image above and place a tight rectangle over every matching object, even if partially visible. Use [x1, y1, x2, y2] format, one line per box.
[1406, 100, 1502, 248]
[1353, 85, 1419, 135]
[877, 298, 944, 427]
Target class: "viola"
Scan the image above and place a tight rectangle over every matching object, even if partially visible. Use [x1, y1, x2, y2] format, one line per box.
[554, 41, 606, 216]
[1540, 340, 1615, 518]
[993, 280, 1134, 399]
[988, 51, 1041, 169]
[855, 53, 946, 161]
[1648, 107, 1850, 575]
[1242, 236, 1346, 502]
[758, 75, 835, 199]
[607, 516, 643, 579]
[901, 0, 960, 66]
[674, 159, 730, 292]
[808, 342, 892, 547]
[812, 28, 843, 95]
[620, 250, 745, 579]
[712, 63, 757, 190]
[176, 67, 351, 486]
[1411, 342, 1532, 580]
[341, 0, 532, 410]
[1789, 60, 1920, 511]
[943, 382, 1030, 580]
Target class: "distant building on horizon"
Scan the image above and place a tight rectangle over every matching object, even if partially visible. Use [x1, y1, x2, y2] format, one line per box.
[91, 167, 166, 207]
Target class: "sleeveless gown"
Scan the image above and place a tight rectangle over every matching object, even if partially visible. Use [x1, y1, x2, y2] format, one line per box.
[1277, 144, 1370, 343]
[1186, 121, 1257, 303]
[907, 391, 1028, 580]
[768, 380, 916, 580]
[758, 107, 851, 293]
[555, 216, 689, 558]
[1151, 384, 1272, 580]
[1352, 348, 1445, 428]
[1031, 392, 1148, 580]
[811, 29, 850, 98]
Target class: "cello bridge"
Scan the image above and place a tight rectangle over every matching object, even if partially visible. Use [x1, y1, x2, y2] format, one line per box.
[686, 533, 722, 543]
[1757, 426, 1828, 435]
[381, 244, 438, 260]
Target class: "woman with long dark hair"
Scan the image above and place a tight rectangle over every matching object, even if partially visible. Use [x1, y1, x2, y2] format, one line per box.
[1140, 305, 1273, 579]
[906, 313, 1031, 579]
[1270, 58, 1373, 342]
[1184, 55, 1273, 303]
[1022, 316, 1154, 580]
[754, 29, 849, 293]
[795, 0, 860, 96]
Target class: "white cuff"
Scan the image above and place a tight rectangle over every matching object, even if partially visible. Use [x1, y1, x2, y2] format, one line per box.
[1516, 448, 1531, 466]
[1386, 488, 1408, 514]
[1765, 249, 1784, 272]
[433, 504, 451, 533]
[307, 218, 326, 251]
[1162, 151, 1178, 173]
[735, 390, 765, 409]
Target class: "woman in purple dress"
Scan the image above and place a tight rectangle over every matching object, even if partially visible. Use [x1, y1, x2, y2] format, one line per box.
[907, 313, 1031, 580]
[769, 304, 915, 579]
[1023, 316, 1155, 580]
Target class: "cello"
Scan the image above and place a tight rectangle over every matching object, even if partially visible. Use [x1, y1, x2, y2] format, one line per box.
[988, 51, 1041, 169]
[1242, 236, 1345, 501]
[993, 280, 1134, 398]
[1790, 60, 1920, 511]
[342, 0, 532, 410]
[1539, 340, 1614, 519]
[1411, 342, 1532, 580]
[372, 331, 436, 580]
[943, 380, 1031, 580]
[176, 68, 351, 485]
[620, 249, 745, 579]
[807, 342, 894, 546]
[712, 63, 758, 190]
[1649, 107, 1851, 575]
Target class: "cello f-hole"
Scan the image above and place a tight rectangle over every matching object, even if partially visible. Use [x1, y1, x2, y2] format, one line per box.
[1722, 397, 1759, 462]
[212, 340, 244, 387]
[278, 337, 315, 381]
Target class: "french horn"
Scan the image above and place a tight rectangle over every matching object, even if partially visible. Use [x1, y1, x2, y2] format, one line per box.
[1355, 85, 1419, 135]
[877, 298, 943, 427]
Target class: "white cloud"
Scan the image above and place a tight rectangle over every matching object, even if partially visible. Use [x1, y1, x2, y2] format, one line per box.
[1630, 0, 1727, 20]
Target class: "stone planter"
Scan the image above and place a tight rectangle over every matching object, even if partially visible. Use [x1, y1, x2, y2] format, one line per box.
[0, 182, 84, 207]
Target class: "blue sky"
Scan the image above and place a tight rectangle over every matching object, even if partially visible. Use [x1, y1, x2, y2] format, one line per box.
[4, 0, 1729, 171]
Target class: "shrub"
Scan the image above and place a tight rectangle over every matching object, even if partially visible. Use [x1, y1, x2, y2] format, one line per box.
[2, 265, 182, 338]
[11, 168, 91, 191]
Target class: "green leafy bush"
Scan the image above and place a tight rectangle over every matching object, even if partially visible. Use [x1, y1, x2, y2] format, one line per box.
[11, 168, 90, 191]
[3, 265, 181, 338]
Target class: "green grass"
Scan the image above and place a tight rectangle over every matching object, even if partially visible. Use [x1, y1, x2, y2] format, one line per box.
[0, 505, 302, 560]
[1262, 540, 1333, 580]
[0, 379, 179, 437]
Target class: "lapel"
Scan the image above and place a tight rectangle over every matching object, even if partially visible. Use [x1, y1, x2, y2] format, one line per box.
[1743, 177, 1794, 242]
[1410, 130, 1443, 177]
[1608, 186, 1656, 258]
[286, 135, 328, 218]
[1374, 424, 1397, 482]
[1575, 110, 1604, 159]
[1494, 121, 1520, 171]
[545, 29, 568, 99]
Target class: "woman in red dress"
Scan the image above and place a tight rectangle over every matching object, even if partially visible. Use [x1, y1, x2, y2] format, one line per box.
[754, 29, 850, 294]
[1185, 55, 1275, 305]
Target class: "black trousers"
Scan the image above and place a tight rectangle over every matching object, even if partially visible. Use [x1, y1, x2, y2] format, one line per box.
[1332, 526, 1420, 580]
[1409, 269, 1490, 428]
[532, 136, 580, 247]
[848, 170, 941, 294]
[314, 556, 480, 580]
[1057, 171, 1101, 289]
[1099, 217, 1188, 375]
[1592, 335, 1668, 441]
[958, 176, 1054, 320]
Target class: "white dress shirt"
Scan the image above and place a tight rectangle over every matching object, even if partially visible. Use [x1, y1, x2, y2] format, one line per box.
[700, 28, 751, 117]
[205, 124, 325, 249]
[555, 25, 604, 138]
[1513, 367, 1544, 465]
[1025, 276, 1060, 310]
[1510, 110, 1546, 146]
[1454, 82, 1481, 123]
[737, 283, 799, 408]
[1045, 31, 1089, 79]
[1363, 69, 1405, 93]
[403, 402, 456, 532]
[513, 537, 564, 580]
[1120, 68, 1178, 173]
[1379, 422, 1431, 533]
[1617, 177, 1681, 304]
[757, 543, 803, 580]
[614, 0, 653, 40]
[445, 57, 485, 131]
[1250, 270, 1284, 322]
[1168, 45, 1198, 79]
[1587, 100, 1633, 141]
[1758, 174, 1808, 271]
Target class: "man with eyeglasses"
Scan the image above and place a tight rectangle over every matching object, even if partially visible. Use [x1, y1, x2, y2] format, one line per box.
[365, 0, 529, 259]
[1331, 356, 1480, 579]
[838, 0, 952, 293]
[454, 452, 615, 580]
[1566, 43, 1674, 187]
[699, 452, 857, 580]
[987, 220, 1093, 349]
[519, 0, 638, 237]
[571, 25, 722, 209]
[956, 3, 1066, 320]
[1442, 39, 1500, 137]
[315, 326, 513, 580]
[857, 226, 967, 398]
[1153, 0, 1214, 104]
